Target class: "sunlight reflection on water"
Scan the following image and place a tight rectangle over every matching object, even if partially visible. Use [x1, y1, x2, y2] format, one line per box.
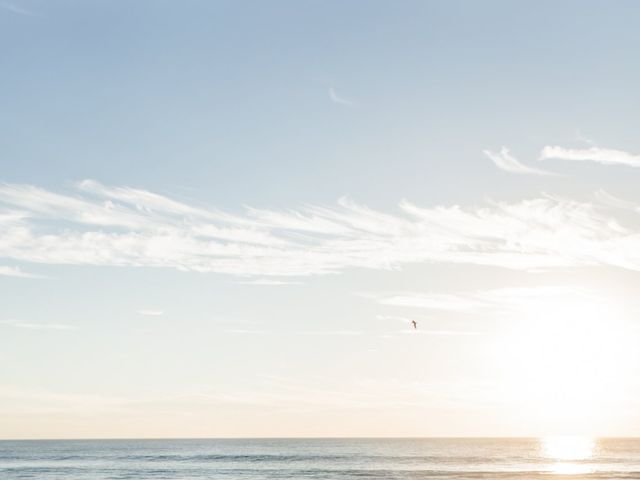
[541, 436, 595, 475]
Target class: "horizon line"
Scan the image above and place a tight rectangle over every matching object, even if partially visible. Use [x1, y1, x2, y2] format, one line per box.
[1, 435, 636, 441]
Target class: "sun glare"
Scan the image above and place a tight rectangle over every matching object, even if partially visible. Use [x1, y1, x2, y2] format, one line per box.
[498, 290, 634, 433]
[542, 436, 594, 460]
[541, 436, 595, 475]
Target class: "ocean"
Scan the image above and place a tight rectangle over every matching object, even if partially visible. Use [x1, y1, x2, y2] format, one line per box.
[1, 437, 639, 479]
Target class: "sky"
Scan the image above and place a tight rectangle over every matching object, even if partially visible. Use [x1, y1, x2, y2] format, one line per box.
[2, 0, 640, 439]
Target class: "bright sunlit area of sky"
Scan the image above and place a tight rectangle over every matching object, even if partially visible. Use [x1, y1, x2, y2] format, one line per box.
[2, 0, 640, 439]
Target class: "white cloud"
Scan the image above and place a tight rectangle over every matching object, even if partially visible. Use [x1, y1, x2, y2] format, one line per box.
[0, 319, 75, 330]
[328, 87, 353, 106]
[0, 265, 43, 278]
[540, 146, 640, 167]
[138, 309, 164, 316]
[4, 181, 640, 276]
[484, 147, 557, 176]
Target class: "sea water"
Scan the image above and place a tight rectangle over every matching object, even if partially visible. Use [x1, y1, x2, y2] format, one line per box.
[1, 437, 640, 479]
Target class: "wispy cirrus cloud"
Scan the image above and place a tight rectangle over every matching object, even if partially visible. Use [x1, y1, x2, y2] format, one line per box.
[328, 87, 353, 106]
[0, 2, 35, 16]
[0, 319, 75, 330]
[540, 145, 640, 167]
[0, 265, 43, 278]
[594, 189, 640, 212]
[575, 130, 596, 146]
[484, 147, 557, 176]
[3, 180, 640, 277]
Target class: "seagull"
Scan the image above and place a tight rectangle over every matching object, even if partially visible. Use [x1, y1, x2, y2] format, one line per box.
[411, 320, 417, 330]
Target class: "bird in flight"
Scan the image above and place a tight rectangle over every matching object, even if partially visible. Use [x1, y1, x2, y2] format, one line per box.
[411, 320, 417, 330]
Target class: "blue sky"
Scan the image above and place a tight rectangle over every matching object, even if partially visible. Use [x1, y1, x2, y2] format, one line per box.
[2, 0, 640, 438]
[4, 0, 640, 205]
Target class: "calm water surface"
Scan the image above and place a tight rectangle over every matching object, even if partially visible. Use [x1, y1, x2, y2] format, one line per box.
[1, 437, 639, 479]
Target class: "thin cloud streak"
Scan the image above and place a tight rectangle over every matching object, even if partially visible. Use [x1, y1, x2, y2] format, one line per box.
[0, 376, 496, 417]
[227, 329, 362, 336]
[0, 2, 35, 16]
[540, 146, 640, 167]
[484, 147, 557, 176]
[575, 130, 596, 146]
[376, 314, 419, 326]
[0, 265, 43, 278]
[398, 330, 481, 336]
[235, 278, 301, 286]
[3, 181, 640, 276]
[594, 189, 640, 212]
[0, 319, 75, 330]
[377, 286, 588, 313]
[328, 87, 353, 106]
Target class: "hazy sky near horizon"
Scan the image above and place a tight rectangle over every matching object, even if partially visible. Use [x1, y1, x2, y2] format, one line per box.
[2, 0, 640, 438]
